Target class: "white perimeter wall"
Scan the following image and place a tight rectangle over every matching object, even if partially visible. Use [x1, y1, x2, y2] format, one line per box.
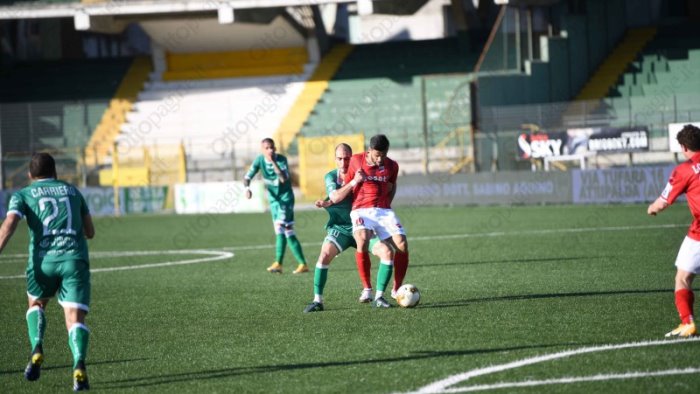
[349, 0, 449, 43]
[139, 16, 305, 53]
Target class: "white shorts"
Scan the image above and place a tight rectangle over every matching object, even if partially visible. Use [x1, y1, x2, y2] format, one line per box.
[675, 236, 700, 274]
[350, 208, 406, 240]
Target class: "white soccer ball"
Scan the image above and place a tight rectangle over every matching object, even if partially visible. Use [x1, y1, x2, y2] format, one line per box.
[396, 284, 420, 308]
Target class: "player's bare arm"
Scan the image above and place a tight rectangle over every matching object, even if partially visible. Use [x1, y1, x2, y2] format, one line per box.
[83, 214, 95, 239]
[329, 170, 363, 204]
[647, 197, 669, 216]
[0, 213, 20, 253]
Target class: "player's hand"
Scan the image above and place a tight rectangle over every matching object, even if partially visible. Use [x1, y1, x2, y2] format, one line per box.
[314, 200, 332, 208]
[245, 189, 252, 199]
[354, 169, 366, 183]
[647, 204, 657, 216]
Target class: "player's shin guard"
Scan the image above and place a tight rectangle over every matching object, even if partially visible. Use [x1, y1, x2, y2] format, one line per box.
[275, 234, 287, 264]
[675, 289, 695, 324]
[287, 234, 307, 264]
[393, 251, 409, 292]
[355, 251, 372, 289]
[26, 306, 46, 353]
[314, 263, 329, 300]
[68, 323, 90, 370]
[376, 260, 394, 296]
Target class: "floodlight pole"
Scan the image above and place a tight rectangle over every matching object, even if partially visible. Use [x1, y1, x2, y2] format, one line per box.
[421, 77, 429, 174]
[470, 79, 479, 173]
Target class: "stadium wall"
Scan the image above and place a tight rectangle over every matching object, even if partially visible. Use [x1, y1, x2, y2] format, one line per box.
[0, 167, 675, 218]
[392, 165, 674, 207]
[0, 186, 170, 217]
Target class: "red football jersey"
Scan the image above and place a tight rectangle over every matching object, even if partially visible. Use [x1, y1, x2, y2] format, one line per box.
[661, 152, 700, 240]
[345, 152, 399, 209]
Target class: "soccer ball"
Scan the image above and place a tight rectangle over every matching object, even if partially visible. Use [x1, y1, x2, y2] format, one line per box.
[396, 284, 420, 308]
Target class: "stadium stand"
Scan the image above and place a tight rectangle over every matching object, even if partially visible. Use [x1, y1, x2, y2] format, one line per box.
[114, 47, 316, 182]
[604, 24, 700, 137]
[0, 0, 76, 3]
[298, 38, 476, 152]
[163, 48, 309, 81]
[0, 57, 131, 152]
[574, 28, 657, 102]
[85, 57, 152, 167]
[0, 57, 132, 186]
[562, 27, 656, 121]
[273, 44, 352, 152]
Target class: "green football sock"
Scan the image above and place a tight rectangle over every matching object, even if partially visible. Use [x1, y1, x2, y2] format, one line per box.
[26, 307, 45, 352]
[287, 235, 307, 265]
[314, 264, 329, 298]
[376, 261, 394, 293]
[275, 234, 287, 264]
[68, 324, 90, 369]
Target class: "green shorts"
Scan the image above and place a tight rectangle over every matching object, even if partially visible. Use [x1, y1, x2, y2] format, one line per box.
[324, 228, 356, 253]
[324, 228, 381, 254]
[26, 259, 91, 312]
[270, 201, 294, 225]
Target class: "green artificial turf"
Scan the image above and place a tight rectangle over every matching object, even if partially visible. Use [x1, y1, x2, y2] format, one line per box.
[1, 204, 699, 393]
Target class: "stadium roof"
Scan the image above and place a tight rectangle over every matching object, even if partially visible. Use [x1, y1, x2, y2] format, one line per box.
[0, 0, 378, 20]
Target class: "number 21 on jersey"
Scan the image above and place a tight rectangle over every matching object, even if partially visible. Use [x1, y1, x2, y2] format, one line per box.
[39, 197, 76, 236]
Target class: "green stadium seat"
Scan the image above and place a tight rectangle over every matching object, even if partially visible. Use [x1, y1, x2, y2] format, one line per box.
[298, 38, 476, 151]
[603, 26, 700, 123]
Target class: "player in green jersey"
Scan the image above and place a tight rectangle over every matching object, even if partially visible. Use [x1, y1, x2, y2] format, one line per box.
[244, 138, 308, 274]
[0, 153, 94, 391]
[303, 143, 395, 312]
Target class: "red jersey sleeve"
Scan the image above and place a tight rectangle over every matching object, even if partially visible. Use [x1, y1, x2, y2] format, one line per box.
[345, 154, 361, 185]
[389, 160, 399, 184]
[662, 165, 691, 205]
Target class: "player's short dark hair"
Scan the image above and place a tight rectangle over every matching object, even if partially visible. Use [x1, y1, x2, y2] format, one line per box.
[677, 125, 700, 151]
[369, 134, 390, 152]
[261, 138, 275, 146]
[29, 152, 57, 179]
[335, 143, 352, 155]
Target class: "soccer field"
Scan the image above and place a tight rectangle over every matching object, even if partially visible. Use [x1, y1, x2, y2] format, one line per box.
[1, 204, 699, 393]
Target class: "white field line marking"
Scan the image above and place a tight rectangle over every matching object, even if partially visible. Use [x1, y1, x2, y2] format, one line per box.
[410, 337, 700, 394]
[409, 223, 686, 242]
[0, 258, 27, 264]
[218, 223, 687, 251]
[442, 367, 700, 393]
[0, 223, 686, 277]
[0, 249, 233, 279]
[91, 250, 233, 273]
[0, 223, 686, 259]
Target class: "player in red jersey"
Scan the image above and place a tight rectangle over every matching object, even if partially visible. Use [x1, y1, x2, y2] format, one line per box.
[344, 134, 409, 307]
[648, 124, 700, 337]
